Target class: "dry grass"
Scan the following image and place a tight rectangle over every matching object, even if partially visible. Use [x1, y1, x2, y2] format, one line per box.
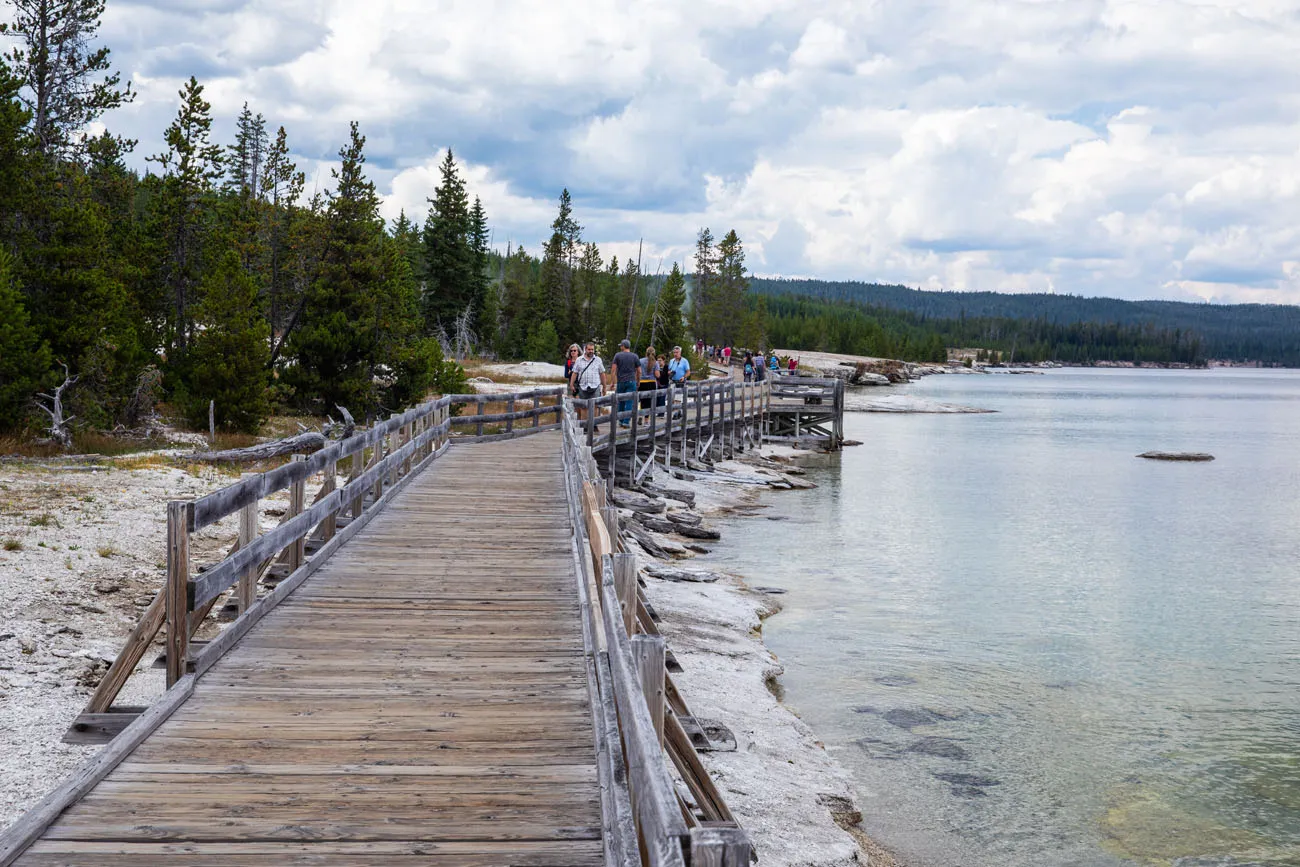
[97, 545, 119, 558]
[112, 454, 170, 471]
[29, 513, 58, 528]
[3, 538, 22, 551]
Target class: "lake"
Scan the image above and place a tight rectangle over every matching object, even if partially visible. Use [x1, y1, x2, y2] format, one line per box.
[699, 368, 1300, 866]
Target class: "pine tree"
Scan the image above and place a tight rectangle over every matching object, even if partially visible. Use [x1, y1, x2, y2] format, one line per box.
[714, 229, 749, 345]
[0, 249, 52, 431]
[524, 320, 559, 363]
[692, 227, 716, 341]
[183, 251, 270, 433]
[147, 76, 223, 354]
[652, 263, 687, 351]
[259, 125, 304, 347]
[421, 149, 474, 332]
[285, 121, 385, 415]
[224, 103, 266, 198]
[468, 196, 490, 333]
[573, 242, 603, 339]
[2, 0, 133, 160]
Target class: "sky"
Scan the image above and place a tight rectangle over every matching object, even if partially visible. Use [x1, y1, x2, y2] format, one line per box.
[74, 0, 1300, 303]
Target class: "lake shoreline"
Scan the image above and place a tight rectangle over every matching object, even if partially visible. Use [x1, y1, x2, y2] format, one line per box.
[621, 444, 912, 866]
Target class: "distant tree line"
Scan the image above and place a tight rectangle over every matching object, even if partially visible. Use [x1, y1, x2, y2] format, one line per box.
[759, 293, 1205, 365]
[752, 278, 1298, 365]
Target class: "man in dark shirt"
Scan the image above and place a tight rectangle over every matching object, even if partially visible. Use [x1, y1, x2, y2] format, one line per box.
[612, 339, 640, 427]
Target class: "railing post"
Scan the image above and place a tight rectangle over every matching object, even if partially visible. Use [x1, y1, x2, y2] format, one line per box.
[506, 397, 515, 434]
[165, 500, 192, 688]
[613, 552, 638, 636]
[351, 449, 365, 520]
[602, 506, 618, 551]
[476, 396, 485, 437]
[631, 633, 666, 747]
[288, 453, 306, 570]
[690, 825, 751, 867]
[321, 457, 338, 541]
[237, 474, 257, 614]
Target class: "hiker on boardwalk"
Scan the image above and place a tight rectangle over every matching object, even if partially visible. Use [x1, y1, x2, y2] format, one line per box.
[612, 339, 640, 427]
[639, 346, 661, 414]
[769, 353, 780, 373]
[754, 351, 767, 383]
[788, 356, 798, 371]
[667, 345, 690, 385]
[570, 342, 607, 422]
[743, 352, 755, 382]
[563, 344, 581, 393]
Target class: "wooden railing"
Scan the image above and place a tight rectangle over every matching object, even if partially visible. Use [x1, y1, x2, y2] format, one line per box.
[561, 400, 753, 867]
[575, 379, 770, 484]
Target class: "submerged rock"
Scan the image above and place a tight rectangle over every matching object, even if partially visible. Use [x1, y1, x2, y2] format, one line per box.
[883, 708, 944, 730]
[934, 771, 1000, 788]
[1137, 451, 1215, 462]
[908, 737, 970, 760]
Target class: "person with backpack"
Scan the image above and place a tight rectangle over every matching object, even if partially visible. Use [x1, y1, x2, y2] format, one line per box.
[743, 352, 755, 383]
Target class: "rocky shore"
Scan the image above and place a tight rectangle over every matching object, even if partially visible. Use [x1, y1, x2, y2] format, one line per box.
[614, 446, 904, 866]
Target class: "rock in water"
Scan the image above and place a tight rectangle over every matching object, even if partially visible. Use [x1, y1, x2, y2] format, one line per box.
[1137, 451, 1214, 461]
[907, 737, 970, 760]
[883, 708, 943, 730]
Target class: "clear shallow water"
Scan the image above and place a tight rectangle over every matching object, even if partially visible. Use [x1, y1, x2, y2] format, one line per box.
[699, 369, 1300, 867]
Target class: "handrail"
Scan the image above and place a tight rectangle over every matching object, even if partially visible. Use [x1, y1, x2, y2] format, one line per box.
[559, 397, 753, 867]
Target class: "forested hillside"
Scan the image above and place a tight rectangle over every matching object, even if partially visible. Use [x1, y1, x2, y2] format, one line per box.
[752, 278, 1300, 365]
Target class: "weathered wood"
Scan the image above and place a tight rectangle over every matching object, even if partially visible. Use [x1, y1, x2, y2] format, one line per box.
[598, 560, 690, 864]
[613, 553, 638, 637]
[238, 473, 258, 614]
[189, 492, 342, 608]
[191, 431, 326, 463]
[84, 590, 164, 715]
[631, 635, 666, 748]
[62, 709, 146, 745]
[164, 502, 191, 688]
[690, 824, 751, 867]
[666, 709, 734, 823]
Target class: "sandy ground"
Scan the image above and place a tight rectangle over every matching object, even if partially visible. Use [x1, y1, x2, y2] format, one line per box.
[0, 459, 317, 830]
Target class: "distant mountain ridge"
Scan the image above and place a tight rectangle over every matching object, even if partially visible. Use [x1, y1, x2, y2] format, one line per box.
[749, 278, 1300, 365]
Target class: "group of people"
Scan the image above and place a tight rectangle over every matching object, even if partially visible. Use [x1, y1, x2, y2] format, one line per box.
[565, 341, 692, 425]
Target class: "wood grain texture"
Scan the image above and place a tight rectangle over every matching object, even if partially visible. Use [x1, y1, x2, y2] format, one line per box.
[8, 434, 605, 866]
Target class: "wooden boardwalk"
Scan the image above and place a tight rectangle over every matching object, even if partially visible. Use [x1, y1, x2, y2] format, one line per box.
[13, 434, 604, 866]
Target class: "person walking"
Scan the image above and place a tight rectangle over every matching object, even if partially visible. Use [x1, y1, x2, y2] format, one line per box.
[569, 342, 607, 423]
[754, 351, 767, 383]
[769, 353, 780, 373]
[563, 344, 581, 394]
[788, 356, 798, 371]
[612, 339, 640, 427]
[639, 346, 660, 416]
[742, 352, 755, 383]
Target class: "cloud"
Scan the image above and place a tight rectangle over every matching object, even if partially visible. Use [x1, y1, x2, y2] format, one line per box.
[76, 0, 1300, 303]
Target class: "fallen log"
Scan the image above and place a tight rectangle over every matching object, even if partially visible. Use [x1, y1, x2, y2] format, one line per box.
[193, 432, 326, 462]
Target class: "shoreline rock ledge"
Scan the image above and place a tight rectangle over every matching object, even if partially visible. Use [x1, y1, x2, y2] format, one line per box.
[1137, 451, 1215, 461]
